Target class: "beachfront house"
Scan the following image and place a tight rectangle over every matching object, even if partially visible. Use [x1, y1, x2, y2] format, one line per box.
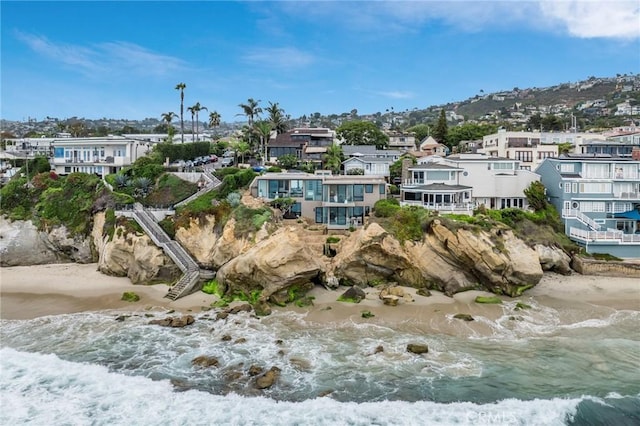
[535, 154, 640, 258]
[250, 171, 387, 229]
[51, 136, 151, 176]
[400, 154, 540, 213]
[399, 162, 474, 213]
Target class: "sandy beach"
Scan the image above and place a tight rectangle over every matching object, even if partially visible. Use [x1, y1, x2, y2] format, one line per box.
[1, 263, 639, 329]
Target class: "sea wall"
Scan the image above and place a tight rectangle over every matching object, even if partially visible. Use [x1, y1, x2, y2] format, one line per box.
[572, 256, 640, 278]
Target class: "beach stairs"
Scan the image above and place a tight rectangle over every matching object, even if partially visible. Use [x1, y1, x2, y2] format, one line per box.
[130, 204, 205, 301]
[174, 170, 221, 208]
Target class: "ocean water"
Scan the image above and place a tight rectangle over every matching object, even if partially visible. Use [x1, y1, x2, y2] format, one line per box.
[1, 298, 639, 425]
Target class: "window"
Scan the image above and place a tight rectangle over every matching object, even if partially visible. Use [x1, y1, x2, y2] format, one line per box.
[572, 183, 578, 193]
[365, 184, 373, 193]
[353, 184, 364, 201]
[515, 151, 533, 162]
[560, 163, 574, 173]
[564, 183, 571, 193]
[492, 162, 514, 170]
[379, 184, 386, 194]
[290, 180, 303, 197]
[579, 182, 612, 194]
[426, 171, 450, 181]
[305, 180, 322, 201]
[580, 202, 605, 212]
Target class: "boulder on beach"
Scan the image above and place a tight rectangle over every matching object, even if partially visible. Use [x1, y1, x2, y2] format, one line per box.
[192, 355, 219, 368]
[338, 286, 366, 303]
[255, 366, 281, 389]
[148, 315, 195, 328]
[406, 343, 429, 354]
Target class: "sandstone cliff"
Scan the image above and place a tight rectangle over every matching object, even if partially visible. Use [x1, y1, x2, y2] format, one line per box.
[329, 220, 544, 297]
[93, 213, 180, 284]
[0, 216, 94, 266]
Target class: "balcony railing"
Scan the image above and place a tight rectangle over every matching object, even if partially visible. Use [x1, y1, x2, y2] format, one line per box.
[562, 208, 601, 231]
[400, 200, 475, 212]
[569, 227, 640, 244]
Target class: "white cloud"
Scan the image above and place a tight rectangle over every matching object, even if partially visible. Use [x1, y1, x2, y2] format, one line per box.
[373, 90, 415, 99]
[539, 1, 640, 39]
[15, 32, 187, 78]
[275, 0, 639, 39]
[242, 47, 316, 70]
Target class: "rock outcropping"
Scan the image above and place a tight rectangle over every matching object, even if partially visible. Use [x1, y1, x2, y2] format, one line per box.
[329, 220, 543, 296]
[0, 216, 94, 266]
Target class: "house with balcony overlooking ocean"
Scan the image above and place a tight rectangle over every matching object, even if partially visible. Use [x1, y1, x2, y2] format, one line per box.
[535, 154, 640, 258]
[399, 162, 474, 213]
[250, 171, 386, 229]
[400, 154, 539, 213]
[51, 136, 151, 176]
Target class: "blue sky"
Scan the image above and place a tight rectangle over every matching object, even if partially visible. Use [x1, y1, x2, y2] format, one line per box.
[2, 1, 639, 124]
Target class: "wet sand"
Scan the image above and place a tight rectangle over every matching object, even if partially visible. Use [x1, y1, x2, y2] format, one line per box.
[1, 264, 639, 330]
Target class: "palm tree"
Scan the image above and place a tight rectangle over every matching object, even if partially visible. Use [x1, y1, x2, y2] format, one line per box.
[187, 105, 196, 141]
[254, 120, 273, 166]
[208, 111, 221, 129]
[160, 111, 177, 130]
[175, 82, 186, 143]
[237, 98, 262, 126]
[189, 102, 207, 141]
[324, 143, 343, 175]
[266, 101, 288, 134]
[160, 111, 178, 142]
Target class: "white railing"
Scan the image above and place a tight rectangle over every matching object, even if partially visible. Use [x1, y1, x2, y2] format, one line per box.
[568, 227, 640, 244]
[562, 208, 601, 230]
[400, 201, 474, 212]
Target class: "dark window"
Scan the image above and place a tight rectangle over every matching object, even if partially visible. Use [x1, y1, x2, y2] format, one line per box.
[365, 184, 373, 193]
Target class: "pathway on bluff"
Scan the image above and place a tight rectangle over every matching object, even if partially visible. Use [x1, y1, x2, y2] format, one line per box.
[123, 170, 220, 300]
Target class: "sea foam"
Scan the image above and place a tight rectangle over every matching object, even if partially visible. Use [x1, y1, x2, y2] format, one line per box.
[0, 347, 590, 426]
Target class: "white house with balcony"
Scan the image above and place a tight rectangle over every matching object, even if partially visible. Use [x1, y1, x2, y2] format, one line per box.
[400, 163, 474, 213]
[480, 129, 606, 171]
[51, 136, 151, 176]
[441, 154, 541, 210]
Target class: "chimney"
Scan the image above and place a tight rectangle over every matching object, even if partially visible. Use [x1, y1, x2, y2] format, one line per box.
[401, 158, 413, 184]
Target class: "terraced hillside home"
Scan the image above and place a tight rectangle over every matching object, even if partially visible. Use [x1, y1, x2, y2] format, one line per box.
[535, 154, 640, 258]
[480, 129, 606, 171]
[267, 128, 336, 167]
[250, 171, 387, 229]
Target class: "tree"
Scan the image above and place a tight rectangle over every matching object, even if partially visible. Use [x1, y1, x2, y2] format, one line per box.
[389, 154, 416, 183]
[527, 113, 543, 131]
[187, 105, 196, 140]
[277, 154, 298, 169]
[238, 98, 262, 126]
[524, 181, 548, 212]
[336, 121, 388, 149]
[266, 101, 288, 134]
[541, 114, 565, 132]
[175, 83, 187, 143]
[189, 102, 207, 141]
[406, 124, 432, 143]
[254, 120, 273, 165]
[433, 109, 448, 146]
[208, 111, 221, 129]
[323, 143, 343, 174]
[159, 111, 178, 142]
[447, 123, 498, 148]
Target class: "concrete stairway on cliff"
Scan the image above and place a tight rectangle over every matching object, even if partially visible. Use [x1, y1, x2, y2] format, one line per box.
[131, 204, 204, 301]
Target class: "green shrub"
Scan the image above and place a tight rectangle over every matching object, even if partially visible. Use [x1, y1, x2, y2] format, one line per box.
[475, 296, 502, 304]
[326, 236, 341, 244]
[374, 198, 400, 217]
[202, 279, 223, 297]
[121, 292, 140, 302]
[361, 310, 375, 318]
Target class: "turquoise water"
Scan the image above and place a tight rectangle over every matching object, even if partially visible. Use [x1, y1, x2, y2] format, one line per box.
[1, 297, 639, 425]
